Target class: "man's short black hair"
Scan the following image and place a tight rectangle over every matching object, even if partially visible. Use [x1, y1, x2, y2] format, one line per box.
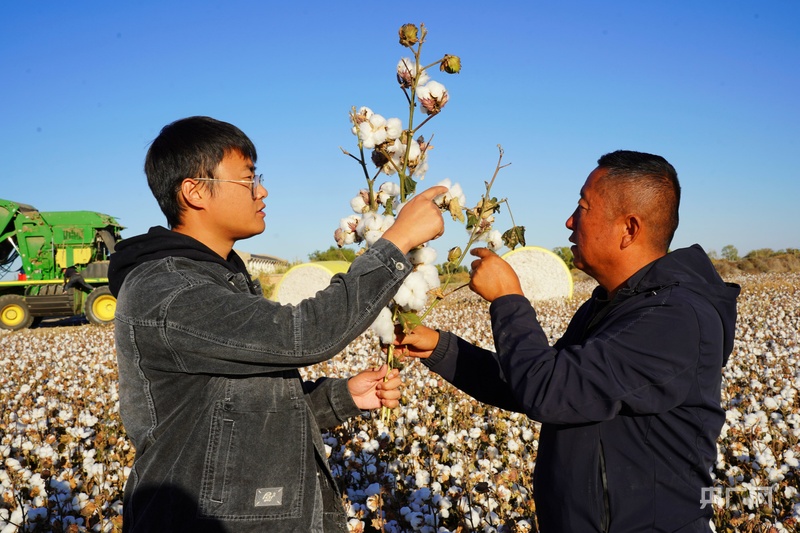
[596, 150, 681, 251]
[145, 116, 257, 228]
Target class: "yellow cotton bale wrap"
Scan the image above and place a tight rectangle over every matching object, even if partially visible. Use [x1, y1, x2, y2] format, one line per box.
[273, 261, 351, 305]
[501, 246, 574, 301]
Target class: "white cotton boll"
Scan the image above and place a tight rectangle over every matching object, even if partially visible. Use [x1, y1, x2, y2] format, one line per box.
[356, 212, 386, 242]
[424, 80, 446, 98]
[350, 195, 368, 214]
[393, 284, 412, 309]
[397, 271, 431, 311]
[406, 140, 421, 162]
[347, 519, 365, 531]
[416, 84, 431, 100]
[379, 215, 395, 232]
[413, 158, 429, 180]
[386, 118, 403, 140]
[435, 177, 453, 193]
[339, 215, 361, 244]
[370, 307, 395, 344]
[369, 113, 387, 129]
[433, 179, 466, 209]
[763, 396, 779, 410]
[364, 230, 384, 246]
[376, 183, 399, 206]
[408, 246, 438, 266]
[417, 264, 441, 290]
[484, 229, 503, 251]
[379, 181, 400, 197]
[784, 450, 799, 468]
[358, 123, 378, 149]
[369, 115, 388, 145]
[449, 183, 467, 207]
[397, 58, 430, 86]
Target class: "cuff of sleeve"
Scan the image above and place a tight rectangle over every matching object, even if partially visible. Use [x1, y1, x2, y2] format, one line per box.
[370, 238, 413, 280]
[330, 377, 364, 421]
[422, 330, 453, 370]
[489, 293, 531, 314]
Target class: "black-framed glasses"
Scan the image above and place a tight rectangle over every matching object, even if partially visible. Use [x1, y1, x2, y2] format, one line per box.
[194, 174, 263, 199]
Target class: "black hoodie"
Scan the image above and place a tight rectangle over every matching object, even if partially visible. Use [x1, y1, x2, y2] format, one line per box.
[108, 226, 255, 297]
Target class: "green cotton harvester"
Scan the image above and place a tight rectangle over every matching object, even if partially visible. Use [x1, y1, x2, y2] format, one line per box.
[0, 198, 124, 331]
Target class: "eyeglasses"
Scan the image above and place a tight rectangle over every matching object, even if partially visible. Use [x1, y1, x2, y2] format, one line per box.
[194, 174, 263, 199]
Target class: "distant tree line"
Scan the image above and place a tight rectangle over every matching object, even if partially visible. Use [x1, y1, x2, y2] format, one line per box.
[307, 244, 798, 280]
[708, 246, 800, 275]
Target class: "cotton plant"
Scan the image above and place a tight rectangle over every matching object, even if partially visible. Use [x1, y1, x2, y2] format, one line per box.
[335, 24, 525, 418]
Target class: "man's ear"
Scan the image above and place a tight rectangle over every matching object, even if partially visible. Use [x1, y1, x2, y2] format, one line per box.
[620, 214, 641, 249]
[180, 178, 207, 210]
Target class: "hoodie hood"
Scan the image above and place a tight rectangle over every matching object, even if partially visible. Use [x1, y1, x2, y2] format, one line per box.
[627, 244, 740, 364]
[108, 226, 251, 297]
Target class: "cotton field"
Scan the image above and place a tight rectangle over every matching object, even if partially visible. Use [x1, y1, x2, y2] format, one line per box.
[1, 273, 798, 532]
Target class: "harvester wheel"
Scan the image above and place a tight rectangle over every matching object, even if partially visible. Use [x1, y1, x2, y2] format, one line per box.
[85, 287, 116, 325]
[0, 295, 33, 331]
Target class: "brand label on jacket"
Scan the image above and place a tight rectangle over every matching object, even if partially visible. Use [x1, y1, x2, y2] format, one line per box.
[254, 487, 283, 507]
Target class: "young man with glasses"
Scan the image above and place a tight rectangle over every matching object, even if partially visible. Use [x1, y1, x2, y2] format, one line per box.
[108, 116, 447, 532]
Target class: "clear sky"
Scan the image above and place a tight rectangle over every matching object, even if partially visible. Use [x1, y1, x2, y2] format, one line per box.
[2, 1, 798, 264]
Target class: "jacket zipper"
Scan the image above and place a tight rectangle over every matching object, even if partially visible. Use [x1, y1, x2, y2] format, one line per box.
[599, 440, 610, 532]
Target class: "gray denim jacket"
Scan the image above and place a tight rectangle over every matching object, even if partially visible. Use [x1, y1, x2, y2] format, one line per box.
[112, 233, 410, 532]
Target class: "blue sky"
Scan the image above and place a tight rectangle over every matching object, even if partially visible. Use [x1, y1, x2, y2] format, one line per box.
[2, 1, 798, 264]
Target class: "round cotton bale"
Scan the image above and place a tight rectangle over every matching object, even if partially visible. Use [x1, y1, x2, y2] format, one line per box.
[501, 246, 573, 301]
[273, 261, 350, 305]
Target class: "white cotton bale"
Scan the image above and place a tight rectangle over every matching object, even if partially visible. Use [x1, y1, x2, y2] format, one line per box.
[501, 246, 573, 301]
[273, 261, 351, 305]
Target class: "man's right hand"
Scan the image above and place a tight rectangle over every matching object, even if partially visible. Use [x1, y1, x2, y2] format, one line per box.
[469, 248, 524, 302]
[381, 186, 447, 253]
[393, 325, 440, 359]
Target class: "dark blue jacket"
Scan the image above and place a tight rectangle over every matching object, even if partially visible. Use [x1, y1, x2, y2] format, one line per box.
[424, 245, 739, 532]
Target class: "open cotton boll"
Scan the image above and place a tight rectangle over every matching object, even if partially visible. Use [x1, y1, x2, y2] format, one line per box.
[357, 212, 395, 246]
[350, 195, 368, 214]
[393, 271, 431, 311]
[483, 229, 503, 251]
[416, 263, 441, 289]
[385, 118, 403, 140]
[396, 57, 430, 87]
[356, 212, 384, 235]
[449, 183, 467, 207]
[338, 215, 361, 245]
[357, 113, 389, 149]
[408, 246, 437, 266]
[370, 307, 395, 344]
[436, 178, 453, 190]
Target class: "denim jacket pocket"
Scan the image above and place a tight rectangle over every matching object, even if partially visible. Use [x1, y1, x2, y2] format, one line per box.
[198, 399, 311, 521]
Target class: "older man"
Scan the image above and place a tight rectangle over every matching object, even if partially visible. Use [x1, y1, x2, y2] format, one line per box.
[397, 150, 740, 532]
